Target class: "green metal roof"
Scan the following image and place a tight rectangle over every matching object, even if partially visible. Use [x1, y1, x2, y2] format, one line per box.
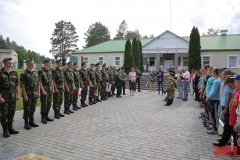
[182, 34, 240, 50]
[73, 39, 152, 54]
[73, 31, 240, 54]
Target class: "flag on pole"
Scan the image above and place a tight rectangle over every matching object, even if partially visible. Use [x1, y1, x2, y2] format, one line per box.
[78, 88, 82, 100]
[108, 84, 112, 92]
[106, 82, 109, 91]
[94, 87, 98, 96]
[87, 86, 90, 99]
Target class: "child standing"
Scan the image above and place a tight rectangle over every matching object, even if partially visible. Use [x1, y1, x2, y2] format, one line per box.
[164, 77, 175, 106]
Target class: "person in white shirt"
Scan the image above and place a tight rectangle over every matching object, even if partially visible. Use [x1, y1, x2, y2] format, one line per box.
[182, 67, 190, 101]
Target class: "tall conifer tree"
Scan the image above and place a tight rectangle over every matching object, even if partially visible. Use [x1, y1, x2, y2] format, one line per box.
[123, 39, 135, 73]
[132, 37, 139, 67]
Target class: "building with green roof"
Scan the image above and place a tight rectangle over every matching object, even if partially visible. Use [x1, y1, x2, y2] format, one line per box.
[73, 30, 240, 73]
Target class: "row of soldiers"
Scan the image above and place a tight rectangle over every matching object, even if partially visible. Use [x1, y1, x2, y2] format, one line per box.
[0, 57, 125, 137]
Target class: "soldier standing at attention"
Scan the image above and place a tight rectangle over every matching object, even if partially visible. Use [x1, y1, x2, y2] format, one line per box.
[112, 67, 116, 96]
[0, 57, 20, 137]
[121, 67, 127, 95]
[135, 67, 142, 92]
[94, 62, 102, 102]
[105, 67, 110, 98]
[87, 63, 96, 105]
[52, 59, 65, 119]
[115, 68, 123, 98]
[164, 77, 175, 106]
[108, 66, 114, 98]
[20, 58, 40, 129]
[101, 63, 108, 100]
[64, 61, 76, 114]
[38, 59, 54, 124]
[72, 61, 81, 110]
[79, 61, 89, 107]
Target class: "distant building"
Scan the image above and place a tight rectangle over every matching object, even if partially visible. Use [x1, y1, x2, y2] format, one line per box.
[0, 49, 18, 69]
[73, 30, 240, 73]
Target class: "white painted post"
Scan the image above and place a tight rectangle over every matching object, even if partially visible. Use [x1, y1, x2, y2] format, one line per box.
[23, 60, 26, 69]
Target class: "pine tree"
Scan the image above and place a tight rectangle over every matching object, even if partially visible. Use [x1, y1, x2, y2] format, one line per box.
[6, 37, 12, 49]
[132, 37, 139, 68]
[188, 26, 201, 71]
[49, 20, 79, 60]
[83, 22, 111, 48]
[113, 20, 128, 40]
[123, 39, 135, 73]
[138, 40, 144, 72]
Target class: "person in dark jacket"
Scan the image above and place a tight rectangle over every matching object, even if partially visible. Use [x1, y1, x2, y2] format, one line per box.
[115, 68, 123, 98]
[193, 70, 200, 101]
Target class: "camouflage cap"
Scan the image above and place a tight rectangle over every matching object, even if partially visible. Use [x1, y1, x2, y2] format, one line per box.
[56, 59, 62, 63]
[208, 66, 214, 70]
[26, 58, 34, 63]
[168, 76, 174, 80]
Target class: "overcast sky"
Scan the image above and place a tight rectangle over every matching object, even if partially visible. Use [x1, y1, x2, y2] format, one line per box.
[0, 0, 240, 58]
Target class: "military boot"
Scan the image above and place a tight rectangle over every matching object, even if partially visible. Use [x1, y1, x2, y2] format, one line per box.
[54, 111, 60, 119]
[81, 101, 86, 107]
[45, 114, 54, 121]
[76, 104, 81, 109]
[89, 99, 93, 105]
[72, 104, 78, 111]
[2, 125, 9, 137]
[8, 122, 19, 134]
[83, 101, 88, 107]
[97, 97, 102, 102]
[92, 98, 97, 104]
[58, 111, 65, 117]
[68, 108, 74, 113]
[41, 114, 47, 124]
[29, 117, 39, 127]
[24, 118, 31, 130]
[101, 96, 105, 101]
[64, 108, 70, 114]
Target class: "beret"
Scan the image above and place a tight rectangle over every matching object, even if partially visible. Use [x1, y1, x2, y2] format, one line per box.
[117, 68, 121, 71]
[3, 57, 12, 62]
[110, 66, 113, 68]
[121, 67, 124, 69]
[43, 59, 51, 63]
[90, 63, 95, 66]
[105, 67, 109, 70]
[95, 62, 100, 66]
[67, 61, 73, 65]
[81, 61, 86, 65]
[73, 61, 78, 65]
[56, 59, 62, 63]
[101, 63, 106, 67]
[26, 58, 33, 63]
[170, 72, 175, 75]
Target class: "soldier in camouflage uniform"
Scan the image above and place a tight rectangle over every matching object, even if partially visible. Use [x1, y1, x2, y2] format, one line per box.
[101, 63, 108, 100]
[112, 67, 116, 95]
[105, 67, 110, 98]
[108, 66, 114, 98]
[38, 59, 54, 124]
[164, 77, 175, 106]
[79, 61, 89, 107]
[87, 63, 96, 105]
[0, 57, 20, 137]
[20, 58, 40, 130]
[64, 61, 76, 114]
[94, 62, 102, 102]
[72, 61, 81, 110]
[52, 59, 65, 119]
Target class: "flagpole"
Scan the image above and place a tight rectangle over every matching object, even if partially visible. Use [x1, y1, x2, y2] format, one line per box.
[170, 0, 171, 31]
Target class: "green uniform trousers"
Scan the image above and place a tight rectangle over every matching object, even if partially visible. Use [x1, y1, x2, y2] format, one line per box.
[23, 96, 37, 119]
[53, 88, 63, 111]
[81, 81, 88, 102]
[73, 82, 80, 105]
[0, 93, 16, 125]
[64, 89, 73, 109]
[94, 83, 101, 98]
[101, 83, 106, 97]
[40, 92, 52, 115]
[89, 86, 95, 99]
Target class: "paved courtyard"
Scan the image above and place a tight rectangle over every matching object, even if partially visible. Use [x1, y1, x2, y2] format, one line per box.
[0, 90, 235, 160]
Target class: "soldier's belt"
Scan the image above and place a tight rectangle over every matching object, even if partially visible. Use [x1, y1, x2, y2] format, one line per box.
[26, 88, 37, 91]
[43, 83, 51, 86]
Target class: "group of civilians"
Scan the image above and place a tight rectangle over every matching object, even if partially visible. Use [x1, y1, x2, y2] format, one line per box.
[178, 64, 240, 154]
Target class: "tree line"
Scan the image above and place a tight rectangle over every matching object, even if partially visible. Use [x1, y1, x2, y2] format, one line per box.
[0, 35, 54, 68]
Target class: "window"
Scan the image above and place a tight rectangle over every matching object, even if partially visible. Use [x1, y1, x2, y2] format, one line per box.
[202, 56, 212, 67]
[178, 57, 181, 66]
[143, 57, 147, 65]
[114, 56, 121, 66]
[84, 57, 88, 66]
[228, 55, 239, 68]
[97, 56, 104, 65]
[183, 57, 188, 66]
[160, 57, 163, 65]
[149, 57, 155, 66]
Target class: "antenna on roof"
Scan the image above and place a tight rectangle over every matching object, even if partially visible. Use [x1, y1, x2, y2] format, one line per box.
[170, 0, 171, 31]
